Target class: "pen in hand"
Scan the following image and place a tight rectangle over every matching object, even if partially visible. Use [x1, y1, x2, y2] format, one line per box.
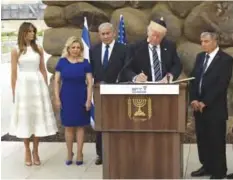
[140, 70, 147, 82]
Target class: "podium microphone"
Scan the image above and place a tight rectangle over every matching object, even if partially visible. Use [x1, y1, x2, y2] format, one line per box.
[116, 57, 133, 83]
[116, 44, 143, 83]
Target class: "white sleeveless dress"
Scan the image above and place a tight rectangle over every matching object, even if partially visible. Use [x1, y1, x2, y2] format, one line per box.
[9, 46, 58, 138]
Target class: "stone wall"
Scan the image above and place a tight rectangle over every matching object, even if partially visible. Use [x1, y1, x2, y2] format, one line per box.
[42, 1, 233, 143]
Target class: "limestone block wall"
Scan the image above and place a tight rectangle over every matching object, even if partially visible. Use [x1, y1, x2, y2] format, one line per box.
[42, 1, 233, 142]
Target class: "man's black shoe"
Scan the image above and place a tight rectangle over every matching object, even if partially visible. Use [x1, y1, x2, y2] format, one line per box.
[95, 157, 102, 165]
[191, 166, 211, 177]
[227, 173, 233, 179]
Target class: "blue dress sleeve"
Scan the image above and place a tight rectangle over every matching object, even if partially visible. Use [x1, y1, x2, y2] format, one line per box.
[84, 59, 92, 73]
[55, 58, 63, 72]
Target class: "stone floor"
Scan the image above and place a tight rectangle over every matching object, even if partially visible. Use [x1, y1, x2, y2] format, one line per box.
[1, 142, 233, 179]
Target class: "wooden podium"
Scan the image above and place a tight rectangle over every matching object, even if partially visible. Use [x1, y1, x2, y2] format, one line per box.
[94, 83, 187, 179]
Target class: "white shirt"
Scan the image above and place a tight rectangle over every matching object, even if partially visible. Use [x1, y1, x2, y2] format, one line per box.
[199, 46, 219, 94]
[204, 46, 219, 72]
[148, 44, 162, 81]
[101, 40, 115, 64]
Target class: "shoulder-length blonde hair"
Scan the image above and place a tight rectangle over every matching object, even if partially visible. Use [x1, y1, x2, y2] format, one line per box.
[17, 22, 41, 56]
[61, 36, 84, 62]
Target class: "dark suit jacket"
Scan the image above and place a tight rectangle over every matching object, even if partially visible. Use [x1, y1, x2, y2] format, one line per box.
[90, 41, 127, 83]
[189, 49, 233, 120]
[124, 38, 182, 81]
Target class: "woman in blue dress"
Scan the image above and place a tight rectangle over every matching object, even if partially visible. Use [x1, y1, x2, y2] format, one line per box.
[54, 36, 93, 165]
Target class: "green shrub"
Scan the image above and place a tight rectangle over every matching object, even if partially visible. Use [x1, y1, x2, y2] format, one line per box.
[1, 32, 17, 36]
[37, 31, 44, 36]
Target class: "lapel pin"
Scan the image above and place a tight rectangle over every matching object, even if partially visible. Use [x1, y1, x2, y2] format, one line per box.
[164, 48, 167, 51]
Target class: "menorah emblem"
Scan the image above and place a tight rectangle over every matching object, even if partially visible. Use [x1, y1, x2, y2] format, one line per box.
[127, 97, 152, 122]
[132, 99, 146, 116]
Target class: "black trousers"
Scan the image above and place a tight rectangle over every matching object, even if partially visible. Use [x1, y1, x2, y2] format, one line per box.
[195, 113, 227, 176]
[96, 131, 102, 159]
[227, 173, 233, 179]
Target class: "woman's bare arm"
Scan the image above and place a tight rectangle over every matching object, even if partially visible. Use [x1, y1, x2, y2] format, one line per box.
[38, 46, 48, 85]
[11, 48, 18, 102]
[86, 73, 93, 102]
[54, 71, 61, 101]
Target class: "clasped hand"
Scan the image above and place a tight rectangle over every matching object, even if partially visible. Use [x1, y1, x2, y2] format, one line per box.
[191, 100, 206, 113]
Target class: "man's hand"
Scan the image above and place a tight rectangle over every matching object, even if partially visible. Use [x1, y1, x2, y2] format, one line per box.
[158, 74, 173, 84]
[199, 102, 206, 113]
[159, 76, 168, 83]
[135, 72, 147, 82]
[191, 100, 200, 111]
[166, 73, 174, 83]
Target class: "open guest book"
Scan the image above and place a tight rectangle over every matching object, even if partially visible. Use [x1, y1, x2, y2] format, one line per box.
[171, 77, 195, 84]
[139, 77, 195, 84]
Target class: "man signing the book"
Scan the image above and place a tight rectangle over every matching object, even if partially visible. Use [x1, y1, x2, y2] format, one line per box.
[124, 17, 182, 83]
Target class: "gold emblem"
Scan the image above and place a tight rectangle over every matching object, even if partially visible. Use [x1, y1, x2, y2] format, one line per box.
[128, 97, 152, 122]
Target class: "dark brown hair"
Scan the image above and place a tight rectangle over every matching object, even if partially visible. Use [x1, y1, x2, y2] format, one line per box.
[17, 22, 41, 56]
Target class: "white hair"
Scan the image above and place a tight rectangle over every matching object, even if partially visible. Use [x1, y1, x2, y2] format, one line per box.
[98, 22, 114, 32]
[200, 32, 218, 41]
[147, 25, 166, 37]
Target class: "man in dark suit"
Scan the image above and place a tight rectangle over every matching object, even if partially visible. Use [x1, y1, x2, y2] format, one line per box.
[90, 22, 127, 165]
[124, 18, 182, 82]
[189, 30, 233, 179]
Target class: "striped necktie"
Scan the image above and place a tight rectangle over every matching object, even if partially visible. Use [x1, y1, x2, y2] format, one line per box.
[152, 46, 162, 81]
[199, 54, 210, 94]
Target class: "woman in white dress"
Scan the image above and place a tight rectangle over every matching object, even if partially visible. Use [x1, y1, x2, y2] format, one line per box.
[9, 22, 58, 166]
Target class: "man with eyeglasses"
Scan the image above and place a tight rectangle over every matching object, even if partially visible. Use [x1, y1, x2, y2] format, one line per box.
[189, 30, 233, 179]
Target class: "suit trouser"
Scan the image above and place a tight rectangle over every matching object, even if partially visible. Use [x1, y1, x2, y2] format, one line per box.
[96, 131, 102, 159]
[195, 113, 227, 176]
[227, 173, 233, 178]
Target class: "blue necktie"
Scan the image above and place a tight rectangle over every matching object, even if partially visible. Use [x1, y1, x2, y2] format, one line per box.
[103, 44, 109, 69]
[152, 46, 162, 81]
[199, 54, 210, 94]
